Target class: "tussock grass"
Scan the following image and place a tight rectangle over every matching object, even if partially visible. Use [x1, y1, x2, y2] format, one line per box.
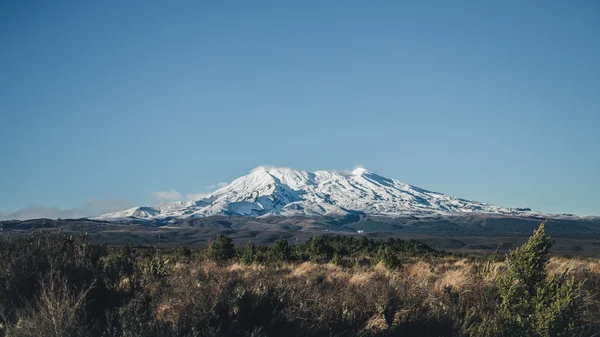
[0, 229, 598, 336]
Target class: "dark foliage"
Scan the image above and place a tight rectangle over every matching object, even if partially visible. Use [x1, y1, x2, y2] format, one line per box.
[208, 234, 236, 262]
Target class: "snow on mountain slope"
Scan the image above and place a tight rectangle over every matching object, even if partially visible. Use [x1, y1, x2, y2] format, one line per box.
[95, 166, 538, 221]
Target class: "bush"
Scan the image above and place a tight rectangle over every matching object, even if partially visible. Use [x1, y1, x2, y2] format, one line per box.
[176, 246, 192, 259]
[5, 273, 93, 337]
[141, 253, 170, 279]
[376, 246, 401, 270]
[0, 229, 111, 335]
[331, 251, 343, 266]
[208, 234, 235, 262]
[101, 246, 134, 288]
[240, 241, 257, 265]
[495, 222, 584, 337]
[307, 235, 333, 262]
[267, 237, 292, 262]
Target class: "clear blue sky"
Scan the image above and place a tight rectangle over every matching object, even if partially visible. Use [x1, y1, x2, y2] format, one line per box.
[1, 0, 599, 219]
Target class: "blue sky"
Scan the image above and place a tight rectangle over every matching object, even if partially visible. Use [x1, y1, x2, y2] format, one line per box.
[1, 0, 599, 219]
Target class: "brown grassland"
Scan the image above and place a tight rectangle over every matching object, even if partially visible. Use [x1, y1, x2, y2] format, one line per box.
[0, 224, 599, 337]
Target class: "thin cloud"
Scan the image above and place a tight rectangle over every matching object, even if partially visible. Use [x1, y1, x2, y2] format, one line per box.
[152, 189, 212, 202]
[0, 198, 133, 221]
[206, 182, 228, 190]
[153, 182, 229, 202]
[1, 205, 86, 220]
[152, 189, 184, 201]
[82, 198, 133, 215]
[185, 193, 210, 200]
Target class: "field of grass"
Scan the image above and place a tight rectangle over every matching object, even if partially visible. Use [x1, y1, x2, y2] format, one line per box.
[1, 225, 599, 336]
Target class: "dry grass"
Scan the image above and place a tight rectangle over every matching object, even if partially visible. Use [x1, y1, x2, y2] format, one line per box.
[547, 257, 600, 276]
[134, 255, 598, 336]
[2, 231, 599, 337]
[434, 268, 473, 293]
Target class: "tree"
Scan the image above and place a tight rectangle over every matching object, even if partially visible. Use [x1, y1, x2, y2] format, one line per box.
[240, 241, 257, 265]
[267, 237, 291, 262]
[331, 251, 343, 266]
[308, 235, 333, 262]
[208, 235, 235, 262]
[495, 222, 583, 337]
[376, 246, 401, 270]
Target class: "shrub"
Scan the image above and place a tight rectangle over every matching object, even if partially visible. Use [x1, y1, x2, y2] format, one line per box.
[208, 235, 235, 262]
[376, 246, 402, 270]
[5, 273, 94, 337]
[176, 246, 192, 259]
[0, 229, 110, 336]
[141, 253, 170, 279]
[331, 251, 343, 266]
[101, 247, 134, 288]
[495, 222, 584, 337]
[240, 241, 257, 265]
[308, 235, 333, 262]
[267, 237, 292, 262]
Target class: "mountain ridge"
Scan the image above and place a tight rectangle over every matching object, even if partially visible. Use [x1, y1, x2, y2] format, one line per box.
[94, 166, 555, 222]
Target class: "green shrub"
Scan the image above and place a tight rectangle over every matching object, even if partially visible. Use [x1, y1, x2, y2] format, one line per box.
[267, 237, 292, 262]
[331, 251, 343, 266]
[141, 253, 170, 279]
[101, 246, 134, 287]
[376, 246, 401, 270]
[240, 241, 257, 265]
[495, 222, 584, 337]
[208, 234, 235, 262]
[176, 246, 192, 259]
[308, 235, 333, 262]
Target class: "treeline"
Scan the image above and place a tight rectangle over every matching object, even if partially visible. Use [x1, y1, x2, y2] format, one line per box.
[207, 234, 440, 268]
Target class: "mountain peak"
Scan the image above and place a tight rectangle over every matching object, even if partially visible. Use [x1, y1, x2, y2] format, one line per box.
[96, 166, 539, 221]
[352, 167, 371, 175]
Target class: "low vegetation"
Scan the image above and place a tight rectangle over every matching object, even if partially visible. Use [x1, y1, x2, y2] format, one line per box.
[0, 223, 598, 336]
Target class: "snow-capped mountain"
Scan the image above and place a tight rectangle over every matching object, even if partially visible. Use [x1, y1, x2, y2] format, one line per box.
[96, 166, 539, 221]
